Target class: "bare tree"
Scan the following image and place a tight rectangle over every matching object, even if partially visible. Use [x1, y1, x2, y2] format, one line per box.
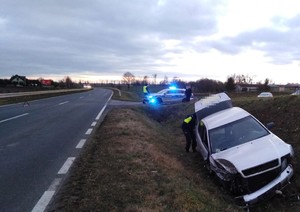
[142, 75, 149, 85]
[160, 75, 168, 85]
[231, 74, 254, 84]
[152, 74, 157, 85]
[225, 77, 236, 92]
[258, 78, 271, 92]
[192, 78, 224, 93]
[64, 76, 73, 88]
[122, 72, 135, 89]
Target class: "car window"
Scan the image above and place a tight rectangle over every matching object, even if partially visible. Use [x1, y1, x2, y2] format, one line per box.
[209, 116, 270, 153]
[167, 89, 179, 94]
[157, 89, 167, 94]
[198, 122, 209, 149]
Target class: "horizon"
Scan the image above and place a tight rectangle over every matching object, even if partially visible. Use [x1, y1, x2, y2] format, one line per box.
[2, 73, 300, 86]
[1, 0, 300, 84]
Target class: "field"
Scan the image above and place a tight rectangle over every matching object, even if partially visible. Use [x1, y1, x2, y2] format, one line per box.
[48, 91, 300, 212]
[0, 88, 91, 106]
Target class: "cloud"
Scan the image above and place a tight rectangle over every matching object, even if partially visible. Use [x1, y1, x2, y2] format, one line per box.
[0, 0, 222, 79]
[201, 12, 300, 65]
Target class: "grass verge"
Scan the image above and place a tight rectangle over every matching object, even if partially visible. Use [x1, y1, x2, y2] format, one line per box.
[49, 94, 300, 212]
[49, 106, 239, 211]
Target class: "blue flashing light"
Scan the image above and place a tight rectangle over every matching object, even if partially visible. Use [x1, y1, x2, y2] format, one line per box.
[148, 95, 153, 99]
[169, 86, 177, 90]
[150, 98, 157, 104]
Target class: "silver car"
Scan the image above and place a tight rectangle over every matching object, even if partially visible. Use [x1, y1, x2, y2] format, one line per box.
[291, 90, 300, 95]
[194, 93, 294, 206]
[147, 87, 187, 104]
[257, 92, 273, 98]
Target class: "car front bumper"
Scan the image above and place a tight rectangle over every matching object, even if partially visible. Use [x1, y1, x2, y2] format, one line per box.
[235, 165, 293, 206]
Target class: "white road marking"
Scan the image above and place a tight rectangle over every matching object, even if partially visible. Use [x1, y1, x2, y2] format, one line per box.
[91, 121, 97, 127]
[95, 91, 113, 120]
[79, 96, 84, 99]
[58, 101, 69, 105]
[31, 191, 55, 212]
[0, 113, 29, 124]
[85, 128, 93, 135]
[48, 178, 62, 191]
[108, 92, 113, 100]
[96, 104, 107, 120]
[76, 139, 86, 149]
[32, 91, 114, 212]
[32, 178, 63, 211]
[6, 142, 19, 148]
[58, 157, 75, 175]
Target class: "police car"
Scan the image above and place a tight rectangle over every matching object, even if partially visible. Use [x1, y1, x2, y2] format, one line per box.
[194, 93, 294, 206]
[147, 87, 187, 104]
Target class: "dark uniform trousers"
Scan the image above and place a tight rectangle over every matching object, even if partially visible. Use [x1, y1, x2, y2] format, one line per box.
[182, 117, 197, 152]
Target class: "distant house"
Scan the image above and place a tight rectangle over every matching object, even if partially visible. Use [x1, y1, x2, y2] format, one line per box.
[41, 79, 54, 87]
[285, 83, 300, 92]
[269, 84, 280, 92]
[10, 75, 27, 87]
[269, 84, 300, 93]
[235, 84, 259, 92]
[27, 79, 41, 87]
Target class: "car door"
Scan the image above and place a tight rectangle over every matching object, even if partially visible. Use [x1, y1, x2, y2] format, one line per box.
[177, 89, 185, 98]
[195, 121, 209, 160]
[164, 90, 174, 98]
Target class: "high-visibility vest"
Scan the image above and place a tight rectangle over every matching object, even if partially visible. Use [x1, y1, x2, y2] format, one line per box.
[143, 86, 148, 93]
[184, 116, 192, 124]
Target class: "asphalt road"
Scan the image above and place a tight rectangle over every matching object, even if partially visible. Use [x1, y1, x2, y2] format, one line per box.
[0, 88, 112, 212]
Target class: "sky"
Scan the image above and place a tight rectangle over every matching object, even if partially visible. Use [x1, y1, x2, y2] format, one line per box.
[1, 0, 300, 84]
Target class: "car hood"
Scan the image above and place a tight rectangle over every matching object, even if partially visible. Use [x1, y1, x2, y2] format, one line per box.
[149, 93, 163, 97]
[211, 134, 292, 173]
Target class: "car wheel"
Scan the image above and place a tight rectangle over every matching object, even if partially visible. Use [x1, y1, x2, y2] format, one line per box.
[157, 98, 163, 104]
[205, 162, 214, 175]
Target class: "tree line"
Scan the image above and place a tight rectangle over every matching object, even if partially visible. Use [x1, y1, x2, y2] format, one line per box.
[0, 75, 83, 89]
[122, 72, 271, 93]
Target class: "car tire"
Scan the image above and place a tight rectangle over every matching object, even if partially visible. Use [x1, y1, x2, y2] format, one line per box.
[157, 98, 163, 104]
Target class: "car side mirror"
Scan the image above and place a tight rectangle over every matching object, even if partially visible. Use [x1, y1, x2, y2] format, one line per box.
[266, 122, 275, 130]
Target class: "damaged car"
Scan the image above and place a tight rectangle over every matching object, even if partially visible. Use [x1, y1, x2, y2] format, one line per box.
[194, 93, 294, 206]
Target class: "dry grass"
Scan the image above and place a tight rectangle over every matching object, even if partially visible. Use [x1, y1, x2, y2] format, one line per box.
[49, 95, 300, 212]
[49, 107, 239, 211]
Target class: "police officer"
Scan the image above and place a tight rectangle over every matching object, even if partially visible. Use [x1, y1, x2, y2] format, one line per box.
[182, 113, 197, 152]
[185, 85, 192, 102]
[142, 84, 150, 104]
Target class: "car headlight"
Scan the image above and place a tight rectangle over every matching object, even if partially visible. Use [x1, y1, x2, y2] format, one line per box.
[212, 159, 238, 181]
[281, 153, 292, 171]
[281, 158, 288, 171]
[216, 159, 238, 174]
[290, 145, 294, 157]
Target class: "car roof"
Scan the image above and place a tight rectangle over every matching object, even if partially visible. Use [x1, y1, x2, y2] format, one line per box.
[260, 92, 272, 94]
[158, 88, 185, 92]
[202, 107, 250, 130]
[167, 88, 185, 91]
